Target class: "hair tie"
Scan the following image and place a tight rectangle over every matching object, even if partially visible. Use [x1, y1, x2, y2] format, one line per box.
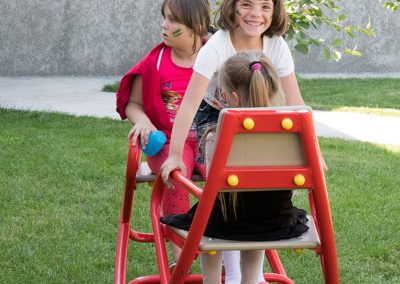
[250, 61, 262, 72]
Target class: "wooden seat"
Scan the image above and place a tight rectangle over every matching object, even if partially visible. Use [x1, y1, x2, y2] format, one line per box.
[170, 215, 320, 251]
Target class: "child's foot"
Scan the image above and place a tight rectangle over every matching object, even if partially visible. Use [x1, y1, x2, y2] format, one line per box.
[169, 262, 191, 275]
[169, 262, 177, 274]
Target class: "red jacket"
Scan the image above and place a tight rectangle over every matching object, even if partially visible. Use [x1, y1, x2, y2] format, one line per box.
[116, 42, 172, 134]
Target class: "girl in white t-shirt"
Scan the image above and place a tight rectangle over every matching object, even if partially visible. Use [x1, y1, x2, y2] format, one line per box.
[161, 0, 324, 282]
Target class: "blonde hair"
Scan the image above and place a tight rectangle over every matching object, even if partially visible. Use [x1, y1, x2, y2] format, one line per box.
[216, 0, 288, 38]
[217, 50, 284, 221]
[161, 0, 211, 53]
[219, 50, 283, 107]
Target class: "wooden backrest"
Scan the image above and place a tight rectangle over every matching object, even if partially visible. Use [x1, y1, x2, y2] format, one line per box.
[204, 106, 323, 192]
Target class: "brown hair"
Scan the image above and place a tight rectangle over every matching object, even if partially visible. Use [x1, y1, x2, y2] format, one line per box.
[216, 0, 288, 37]
[217, 50, 284, 220]
[162, 0, 211, 52]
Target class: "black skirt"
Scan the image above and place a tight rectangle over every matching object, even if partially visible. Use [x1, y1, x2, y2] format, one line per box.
[161, 190, 309, 241]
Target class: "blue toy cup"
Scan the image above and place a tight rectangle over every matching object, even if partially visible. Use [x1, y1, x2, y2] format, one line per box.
[140, 130, 167, 156]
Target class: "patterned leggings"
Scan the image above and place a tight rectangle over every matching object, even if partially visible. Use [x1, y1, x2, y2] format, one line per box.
[146, 140, 198, 216]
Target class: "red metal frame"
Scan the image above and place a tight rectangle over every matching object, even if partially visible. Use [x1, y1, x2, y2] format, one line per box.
[114, 138, 155, 284]
[114, 108, 339, 284]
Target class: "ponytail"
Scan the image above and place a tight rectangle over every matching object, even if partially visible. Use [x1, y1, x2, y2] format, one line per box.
[216, 51, 282, 221]
[249, 62, 269, 107]
[248, 61, 281, 107]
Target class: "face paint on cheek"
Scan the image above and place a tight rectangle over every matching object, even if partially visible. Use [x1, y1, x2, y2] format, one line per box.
[172, 29, 183, 37]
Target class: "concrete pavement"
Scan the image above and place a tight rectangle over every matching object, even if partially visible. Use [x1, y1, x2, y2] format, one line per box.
[1, 76, 399, 146]
[0, 76, 120, 119]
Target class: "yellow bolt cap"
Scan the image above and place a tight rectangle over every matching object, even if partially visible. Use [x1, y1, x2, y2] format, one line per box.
[294, 248, 304, 253]
[294, 174, 305, 186]
[227, 175, 239, 187]
[208, 250, 217, 255]
[243, 118, 255, 130]
[281, 118, 293, 130]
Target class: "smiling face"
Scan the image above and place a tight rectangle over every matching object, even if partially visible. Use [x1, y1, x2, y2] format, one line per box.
[234, 0, 274, 38]
[161, 5, 194, 49]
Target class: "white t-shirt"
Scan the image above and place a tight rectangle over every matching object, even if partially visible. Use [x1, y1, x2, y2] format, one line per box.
[193, 30, 294, 109]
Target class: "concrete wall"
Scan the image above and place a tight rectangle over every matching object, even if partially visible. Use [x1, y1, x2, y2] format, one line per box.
[0, 0, 399, 76]
[0, 0, 164, 76]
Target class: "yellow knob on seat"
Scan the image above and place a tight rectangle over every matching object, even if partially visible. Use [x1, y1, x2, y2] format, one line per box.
[281, 118, 293, 130]
[243, 118, 255, 130]
[208, 250, 217, 255]
[294, 174, 305, 186]
[227, 175, 239, 187]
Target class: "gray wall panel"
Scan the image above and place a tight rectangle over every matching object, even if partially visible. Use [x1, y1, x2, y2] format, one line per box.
[0, 0, 399, 76]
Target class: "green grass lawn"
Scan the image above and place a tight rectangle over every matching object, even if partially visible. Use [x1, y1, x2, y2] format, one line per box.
[1, 108, 399, 283]
[298, 78, 400, 116]
[103, 78, 400, 116]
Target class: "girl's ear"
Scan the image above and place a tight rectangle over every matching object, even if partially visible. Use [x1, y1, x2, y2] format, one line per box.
[230, 91, 240, 107]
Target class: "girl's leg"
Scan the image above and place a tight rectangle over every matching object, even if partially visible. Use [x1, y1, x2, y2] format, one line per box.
[147, 142, 196, 216]
[222, 251, 241, 284]
[147, 142, 196, 261]
[200, 251, 223, 284]
[240, 250, 266, 284]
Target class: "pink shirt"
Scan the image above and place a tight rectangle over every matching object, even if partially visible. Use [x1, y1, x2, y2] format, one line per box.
[159, 47, 197, 140]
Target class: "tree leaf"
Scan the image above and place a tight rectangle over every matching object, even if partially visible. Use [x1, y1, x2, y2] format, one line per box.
[332, 24, 341, 32]
[331, 38, 342, 47]
[333, 50, 342, 62]
[337, 14, 346, 22]
[295, 44, 309, 55]
[351, 50, 362, 56]
[366, 18, 372, 30]
[323, 48, 331, 60]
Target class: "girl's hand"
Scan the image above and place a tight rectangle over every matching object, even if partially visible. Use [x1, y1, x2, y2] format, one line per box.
[160, 155, 186, 189]
[128, 120, 157, 149]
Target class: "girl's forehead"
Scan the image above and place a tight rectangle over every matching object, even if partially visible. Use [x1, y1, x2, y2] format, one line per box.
[163, 5, 171, 14]
[164, 4, 177, 15]
[164, 4, 181, 19]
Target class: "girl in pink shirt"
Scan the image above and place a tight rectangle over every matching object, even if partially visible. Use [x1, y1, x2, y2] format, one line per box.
[116, 0, 210, 263]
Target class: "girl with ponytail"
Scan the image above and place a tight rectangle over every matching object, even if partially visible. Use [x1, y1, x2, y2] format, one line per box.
[161, 51, 309, 284]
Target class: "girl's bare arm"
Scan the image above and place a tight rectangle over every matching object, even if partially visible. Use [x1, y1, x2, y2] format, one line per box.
[160, 72, 210, 186]
[125, 75, 156, 147]
[279, 72, 305, 106]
